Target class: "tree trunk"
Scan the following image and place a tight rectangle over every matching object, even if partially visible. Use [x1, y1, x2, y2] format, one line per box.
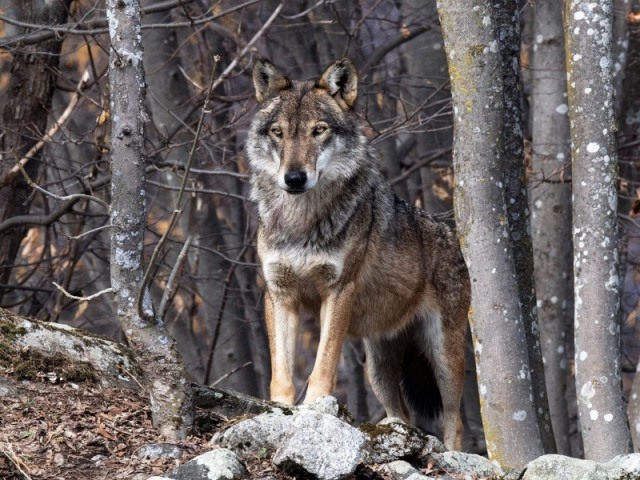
[107, 0, 192, 441]
[436, 0, 544, 469]
[529, 0, 574, 456]
[565, 0, 633, 461]
[617, 1, 640, 451]
[0, 0, 73, 301]
[495, 0, 556, 454]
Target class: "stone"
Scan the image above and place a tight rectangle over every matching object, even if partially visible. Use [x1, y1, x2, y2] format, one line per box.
[273, 408, 366, 480]
[167, 449, 246, 480]
[212, 407, 294, 456]
[361, 417, 430, 464]
[137, 443, 183, 460]
[382, 460, 431, 480]
[522, 454, 640, 480]
[428, 451, 504, 479]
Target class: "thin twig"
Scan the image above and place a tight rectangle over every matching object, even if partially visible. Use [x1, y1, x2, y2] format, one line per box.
[0, 443, 33, 480]
[117, 365, 145, 390]
[1, 69, 91, 187]
[136, 57, 221, 323]
[51, 282, 114, 301]
[203, 243, 250, 383]
[62, 223, 115, 241]
[0, 0, 262, 48]
[158, 235, 193, 320]
[136, 2, 284, 323]
[12, 151, 111, 212]
[209, 361, 253, 387]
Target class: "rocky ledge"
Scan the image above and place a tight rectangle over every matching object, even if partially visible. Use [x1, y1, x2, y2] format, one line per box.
[146, 396, 640, 480]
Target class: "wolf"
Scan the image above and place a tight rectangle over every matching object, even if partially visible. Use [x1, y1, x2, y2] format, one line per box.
[246, 57, 471, 450]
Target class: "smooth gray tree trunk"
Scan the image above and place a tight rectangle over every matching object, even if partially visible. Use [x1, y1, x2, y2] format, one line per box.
[107, 0, 193, 440]
[437, 0, 544, 469]
[529, 0, 574, 456]
[565, 0, 633, 461]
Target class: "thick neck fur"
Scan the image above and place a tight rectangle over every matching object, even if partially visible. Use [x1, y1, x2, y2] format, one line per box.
[251, 146, 384, 250]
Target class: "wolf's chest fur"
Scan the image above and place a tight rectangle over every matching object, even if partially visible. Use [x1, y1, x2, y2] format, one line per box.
[260, 243, 346, 298]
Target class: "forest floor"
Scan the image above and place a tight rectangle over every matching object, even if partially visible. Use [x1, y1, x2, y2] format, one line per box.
[0, 378, 213, 480]
[0, 376, 304, 480]
[0, 377, 390, 480]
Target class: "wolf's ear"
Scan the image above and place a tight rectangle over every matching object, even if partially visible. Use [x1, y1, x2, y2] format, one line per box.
[252, 59, 291, 103]
[317, 58, 358, 110]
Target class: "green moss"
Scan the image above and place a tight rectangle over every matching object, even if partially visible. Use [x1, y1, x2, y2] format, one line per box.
[0, 316, 98, 383]
[469, 44, 486, 57]
[359, 422, 394, 437]
[13, 350, 98, 383]
[0, 318, 27, 340]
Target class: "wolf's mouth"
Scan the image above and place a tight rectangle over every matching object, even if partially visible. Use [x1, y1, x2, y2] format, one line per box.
[284, 187, 306, 195]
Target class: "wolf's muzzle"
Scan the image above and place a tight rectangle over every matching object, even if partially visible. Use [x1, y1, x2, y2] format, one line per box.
[283, 170, 308, 193]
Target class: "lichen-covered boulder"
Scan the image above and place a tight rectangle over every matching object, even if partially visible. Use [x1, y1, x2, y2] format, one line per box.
[522, 453, 640, 480]
[272, 408, 366, 479]
[361, 417, 438, 464]
[213, 397, 366, 480]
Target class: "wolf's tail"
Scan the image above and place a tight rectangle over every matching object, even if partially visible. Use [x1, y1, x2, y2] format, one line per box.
[400, 339, 443, 418]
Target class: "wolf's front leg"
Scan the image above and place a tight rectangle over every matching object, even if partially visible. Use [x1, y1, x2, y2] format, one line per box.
[265, 290, 300, 404]
[304, 283, 355, 403]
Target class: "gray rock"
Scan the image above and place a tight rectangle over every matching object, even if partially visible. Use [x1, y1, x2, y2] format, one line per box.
[0, 377, 17, 397]
[522, 454, 640, 480]
[137, 443, 183, 460]
[273, 408, 366, 480]
[423, 435, 447, 454]
[306, 395, 340, 417]
[214, 400, 365, 479]
[167, 449, 246, 480]
[605, 454, 640, 475]
[212, 407, 294, 456]
[361, 418, 431, 464]
[382, 460, 431, 480]
[429, 451, 504, 478]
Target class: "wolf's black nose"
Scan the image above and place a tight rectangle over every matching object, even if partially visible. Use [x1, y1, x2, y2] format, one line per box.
[284, 170, 307, 189]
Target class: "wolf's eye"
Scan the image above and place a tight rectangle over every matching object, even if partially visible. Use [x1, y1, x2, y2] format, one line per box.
[270, 125, 282, 138]
[313, 124, 328, 136]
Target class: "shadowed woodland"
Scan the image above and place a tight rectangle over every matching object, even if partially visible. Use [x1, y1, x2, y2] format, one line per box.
[1, 0, 640, 472]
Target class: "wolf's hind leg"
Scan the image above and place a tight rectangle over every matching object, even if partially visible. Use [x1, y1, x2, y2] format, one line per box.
[420, 314, 465, 451]
[364, 334, 410, 422]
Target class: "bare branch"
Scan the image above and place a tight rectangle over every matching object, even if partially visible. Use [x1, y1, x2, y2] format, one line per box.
[51, 282, 114, 301]
[0, 443, 32, 480]
[0, 69, 91, 188]
[12, 155, 111, 212]
[0, 0, 263, 49]
[157, 235, 193, 321]
[136, 2, 284, 322]
[209, 361, 253, 388]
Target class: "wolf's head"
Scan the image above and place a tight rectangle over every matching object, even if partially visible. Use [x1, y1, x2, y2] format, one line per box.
[247, 58, 364, 195]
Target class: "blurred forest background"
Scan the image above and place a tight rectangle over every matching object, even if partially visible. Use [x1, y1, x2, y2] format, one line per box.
[1, 0, 640, 459]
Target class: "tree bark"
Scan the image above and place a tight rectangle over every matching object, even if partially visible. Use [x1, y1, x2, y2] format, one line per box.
[529, 0, 574, 456]
[436, 0, 544, 469]
[107, 0, 192, 441]
[565, 0, 633, 461]
[617, 1, 640, 451]
[495, 0, 555, 454]
[0, 0, 73, 300]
